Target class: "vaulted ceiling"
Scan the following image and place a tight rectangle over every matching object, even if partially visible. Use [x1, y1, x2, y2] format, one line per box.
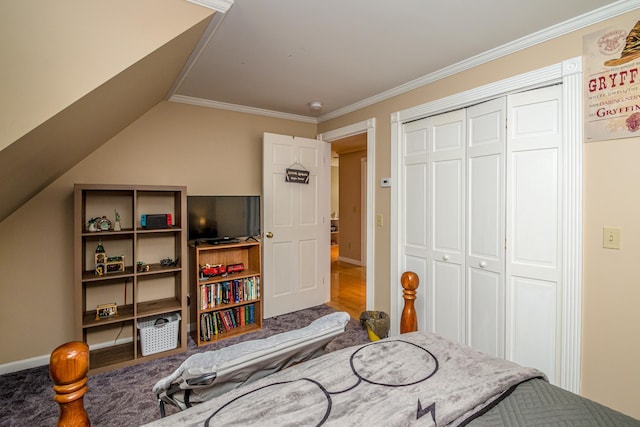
[0, 0, 629, 222]
[173, 0, 620, 119]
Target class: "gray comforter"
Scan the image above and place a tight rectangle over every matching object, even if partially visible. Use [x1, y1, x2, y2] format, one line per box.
[144, 331, 543, 426]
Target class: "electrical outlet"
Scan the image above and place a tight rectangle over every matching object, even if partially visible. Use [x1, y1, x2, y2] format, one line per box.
[602, 226, 621, 250]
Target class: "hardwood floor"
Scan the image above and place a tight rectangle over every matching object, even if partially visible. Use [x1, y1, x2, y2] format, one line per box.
[326, 245, 366, 320]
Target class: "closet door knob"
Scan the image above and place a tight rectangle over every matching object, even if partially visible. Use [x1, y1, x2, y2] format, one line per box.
[443, 255, 449, 261]
[479, 261, 487, 268]
[265, 232, 273, 238]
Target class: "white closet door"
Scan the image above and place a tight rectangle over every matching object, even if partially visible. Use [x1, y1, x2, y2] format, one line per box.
[430, 109, 466, 344]
[466, 98, 506, 358]
[401, 118, 430, 332]
[506, 85, 562, 383]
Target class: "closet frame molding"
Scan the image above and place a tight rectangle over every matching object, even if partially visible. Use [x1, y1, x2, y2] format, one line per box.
[390, 56, 583, 394]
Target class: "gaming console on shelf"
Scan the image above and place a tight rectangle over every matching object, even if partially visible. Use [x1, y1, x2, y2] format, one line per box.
[141, 213, 172, 229]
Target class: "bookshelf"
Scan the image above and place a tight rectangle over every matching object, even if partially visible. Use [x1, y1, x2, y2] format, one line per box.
[73, 184, 187, 373]
[190, 241, 262, 346]
[330, 218, 339, 246]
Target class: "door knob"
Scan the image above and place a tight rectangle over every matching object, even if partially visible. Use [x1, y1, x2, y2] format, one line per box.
[443, 255, 449, 261]
[479, 261, 487, 268]
[265, 232, 273, 238]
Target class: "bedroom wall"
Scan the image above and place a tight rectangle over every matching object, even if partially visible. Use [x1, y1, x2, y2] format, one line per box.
[0, 101, 315, 367]
[337, 150, 366, 263]
[318, 9, 640, 419]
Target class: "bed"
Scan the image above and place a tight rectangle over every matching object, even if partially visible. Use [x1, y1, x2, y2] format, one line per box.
[49, 272, 640, 426]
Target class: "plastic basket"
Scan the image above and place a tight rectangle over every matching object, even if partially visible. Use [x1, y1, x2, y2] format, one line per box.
[137, 313, 181, 356]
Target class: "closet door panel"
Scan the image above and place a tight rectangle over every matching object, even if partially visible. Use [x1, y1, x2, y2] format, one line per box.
[430, 109, 466, 344]
[433, 160, 464, 255]
[506, 85, 562, 384]
[406, 254, 429, 333]
[404, 163, 428, 252]
[401, 119, 430, 332]
[466, 98, 506, 357]
[511, 276, 557, 381]
[468, 267, 502, 357]
[433, 260, 464, 343]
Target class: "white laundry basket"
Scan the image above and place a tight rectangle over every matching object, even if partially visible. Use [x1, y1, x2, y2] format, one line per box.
[138, 313, 181, 356]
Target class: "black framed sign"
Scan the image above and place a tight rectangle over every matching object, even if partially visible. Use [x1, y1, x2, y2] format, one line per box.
[285, 167, 310, 184]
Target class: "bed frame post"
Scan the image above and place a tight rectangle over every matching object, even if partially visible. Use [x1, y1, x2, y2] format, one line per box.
[400, 271, 419, 333]
[49, 341, 90, 427]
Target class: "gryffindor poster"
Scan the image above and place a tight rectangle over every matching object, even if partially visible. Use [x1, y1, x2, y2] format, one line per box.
[584, 17, 640, 142]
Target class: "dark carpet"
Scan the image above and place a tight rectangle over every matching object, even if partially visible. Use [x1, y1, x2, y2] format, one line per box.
[0, 305, 369, 427]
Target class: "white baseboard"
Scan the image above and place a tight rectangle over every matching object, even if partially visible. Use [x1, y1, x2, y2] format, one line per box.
[0, 337, 134, 376]
[338, 256, 363, 266]
[0, 324, 193, 376]
[0, 354, 50, 375]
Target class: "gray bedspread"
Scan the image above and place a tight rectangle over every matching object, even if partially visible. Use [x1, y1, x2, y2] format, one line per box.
[144, 331, 543, 426]
[466, 378, 640, 426]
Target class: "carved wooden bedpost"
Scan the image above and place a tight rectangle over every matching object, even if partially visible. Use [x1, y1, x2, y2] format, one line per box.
[400, 271, 419, 333]
[49, 341, 90, 427]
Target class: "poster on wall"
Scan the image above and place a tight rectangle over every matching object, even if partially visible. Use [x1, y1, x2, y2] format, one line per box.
[584, 17, 640, 142]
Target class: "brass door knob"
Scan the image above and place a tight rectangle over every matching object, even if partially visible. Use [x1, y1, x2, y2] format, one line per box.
[265, 232, 273, 238]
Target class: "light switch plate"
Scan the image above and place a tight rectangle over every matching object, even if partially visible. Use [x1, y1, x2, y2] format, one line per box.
[603, 226, 621, 249]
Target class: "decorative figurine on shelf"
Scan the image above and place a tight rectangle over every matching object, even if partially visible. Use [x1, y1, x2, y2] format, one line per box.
[87, 217, 99, 232]
[137, 261, 150, 272]
[96, 239, 105, 254]
[96, 216, 112, 231]
[160, 257, 179, 268]
[113, 210, 121, 231]
[95, 239, 106, 276]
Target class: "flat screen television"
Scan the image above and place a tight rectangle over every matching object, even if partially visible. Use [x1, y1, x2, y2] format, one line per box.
[187, 195, 261, 243]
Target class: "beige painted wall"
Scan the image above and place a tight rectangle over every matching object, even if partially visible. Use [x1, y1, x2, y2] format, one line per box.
[317, 10, 640, 419]
[331, 165, 339, 218]
[582, 137, 640, 416]
[338, 150, 366, 262]
[0, 101, 315, 365]
[0, 0, 210, 150]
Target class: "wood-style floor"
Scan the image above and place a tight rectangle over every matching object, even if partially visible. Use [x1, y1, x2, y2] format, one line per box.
[326, 245, 366, 320]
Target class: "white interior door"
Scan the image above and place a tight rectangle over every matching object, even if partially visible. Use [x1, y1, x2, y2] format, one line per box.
[505, 85, 562, 383]
[400, 119, 430, 333]
[466, 98, 506, 358]
[262, 133, 331, 318]
[429, 109, 466, 344]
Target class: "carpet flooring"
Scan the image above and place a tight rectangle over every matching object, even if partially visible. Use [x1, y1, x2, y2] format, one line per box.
[0, 305, 369, 427]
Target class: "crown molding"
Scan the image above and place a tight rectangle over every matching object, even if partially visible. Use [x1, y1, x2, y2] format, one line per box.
[186, 0, 233, 13]
[318, 0, 640, 122]
[170, 95, 319, 123]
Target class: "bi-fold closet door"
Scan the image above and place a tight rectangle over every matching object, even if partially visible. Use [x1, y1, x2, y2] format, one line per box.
[401, 85, 562, 382]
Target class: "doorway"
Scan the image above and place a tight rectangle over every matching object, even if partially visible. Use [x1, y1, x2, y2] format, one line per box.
[319, 119, 375, 319]
[326, 135, 367, 319]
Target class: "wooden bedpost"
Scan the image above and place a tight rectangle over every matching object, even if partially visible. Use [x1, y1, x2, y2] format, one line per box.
[400, 271, 419, 333]
[49, 341, 90, 427]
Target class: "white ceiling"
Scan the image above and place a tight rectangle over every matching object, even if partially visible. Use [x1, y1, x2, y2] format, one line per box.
[173, 0, 623, 120]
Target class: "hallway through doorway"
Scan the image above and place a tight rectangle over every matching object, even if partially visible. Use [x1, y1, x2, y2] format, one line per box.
[327, 246, 366, 319]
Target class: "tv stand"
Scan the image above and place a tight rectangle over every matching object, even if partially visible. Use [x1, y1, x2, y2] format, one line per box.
[206, 237, 239, 245]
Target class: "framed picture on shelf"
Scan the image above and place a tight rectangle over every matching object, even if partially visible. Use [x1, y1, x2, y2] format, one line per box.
[96, 303, 118, 320]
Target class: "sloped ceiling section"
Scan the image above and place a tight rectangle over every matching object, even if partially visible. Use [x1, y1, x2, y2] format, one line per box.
[0, 1, 215, 222]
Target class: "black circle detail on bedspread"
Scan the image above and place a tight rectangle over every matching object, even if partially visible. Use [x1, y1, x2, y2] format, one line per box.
[201, 339, 439, 426]
[350, 340, 439, 387]
[204, 378, 332, 427]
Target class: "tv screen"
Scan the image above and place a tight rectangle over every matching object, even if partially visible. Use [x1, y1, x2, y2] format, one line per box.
[188, 195, 261, 242]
